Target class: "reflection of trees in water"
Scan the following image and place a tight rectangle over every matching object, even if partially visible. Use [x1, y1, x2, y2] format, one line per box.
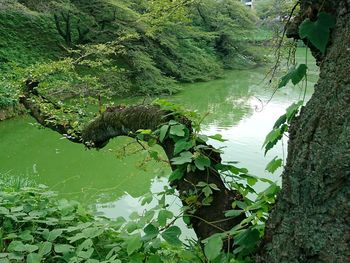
[0, 118, 169, 205]
[171, 70, 263, 128]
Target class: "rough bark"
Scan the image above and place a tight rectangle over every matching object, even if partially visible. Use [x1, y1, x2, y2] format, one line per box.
[256, 1, 350, 262]
[19, 82, 244, 243]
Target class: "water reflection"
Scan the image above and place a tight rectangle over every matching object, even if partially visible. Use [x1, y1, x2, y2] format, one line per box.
[0, 49, 318, 222]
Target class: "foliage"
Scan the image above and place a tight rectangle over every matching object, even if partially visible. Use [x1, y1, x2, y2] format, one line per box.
[254, 0, 297, 21]
[299, 12, 336, 54]
[145, 100, 281, 262]
[0, 0, 263, 110]
[0, 183, 205, 263]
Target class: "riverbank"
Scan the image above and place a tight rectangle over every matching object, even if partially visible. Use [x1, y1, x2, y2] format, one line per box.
[0, 104, 26, 121]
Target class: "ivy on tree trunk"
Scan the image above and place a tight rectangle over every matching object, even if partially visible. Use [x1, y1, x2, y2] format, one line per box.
[256, 1, 350, 262]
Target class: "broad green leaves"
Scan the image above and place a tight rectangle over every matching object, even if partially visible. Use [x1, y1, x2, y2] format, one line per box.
[194, 155, 211, 170]
[126, 234, 142, 255]
[299, 12, 336, 54]
[278, 64, 307, 89]
[171, 151, 193, 165]
[265, 156, 283, 174]
[161, 226, 182, 246]
[204, 235, 223, 260]
[263, 101, 303, 154]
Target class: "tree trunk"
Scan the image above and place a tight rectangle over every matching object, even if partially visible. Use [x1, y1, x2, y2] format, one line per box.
[19, 84, 245, 244]
[256, 1, 350, 262]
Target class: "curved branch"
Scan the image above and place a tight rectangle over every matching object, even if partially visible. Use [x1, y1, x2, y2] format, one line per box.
[19, 80, 244, 243]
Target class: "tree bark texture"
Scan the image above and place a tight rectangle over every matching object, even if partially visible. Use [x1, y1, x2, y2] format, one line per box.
[256, 1, 350, 262]
[20, 84, 244, 244]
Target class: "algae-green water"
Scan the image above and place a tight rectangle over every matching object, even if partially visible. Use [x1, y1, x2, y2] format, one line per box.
[0, 49, 318, 220]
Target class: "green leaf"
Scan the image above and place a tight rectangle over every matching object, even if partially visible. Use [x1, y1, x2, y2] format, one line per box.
[273, 114, 287, 129]
[0, 207, 9, 214]
[168, 168, 185, 182]
[299, 12, 336, 54]
[26, 253, 42, 263]
[264, 124, 288, 155]
[126, 222, 139, 233]
[240, 174, 258, 187]
[208, 183, 220, 191]
[19, 231, 34, 242]
[161, 226, 182, 246]
[146, 255, 162, 263]
[43, 229, 63, 242]
[204, 235, 223, 260]
[194, 155, 211, 170]
[141, 193, 153, 206]
[174, 139, 193, 155]
[8, 241, 26, 252]
[286, 101, 303, 122]
[171, 151, 193, 165]
[159, 125, 169, 142]
[143, 224, 159, 241]
[202, 186, 212, 197]
[208, 134, 227, 142]
[158, 210, 173, 227]
[169, 124, 185, 137]
[38, 242, 52, 256]
[278, 64, 307, 89]
[149, 150, 159, 161]
[25, 245, 39, 253]
[82, 227, 103, 239]
[265, 156, 283, 174]
[234, 228, 260, 253]
[54, 244, 74, 254]
[77, 248, 94, 259]
[126, 234, 142, 255]
[225, 209, 244, 218]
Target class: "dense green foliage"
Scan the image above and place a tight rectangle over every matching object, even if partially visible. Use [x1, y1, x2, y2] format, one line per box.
[0, 180, 204, 262]
[0, 0, 266, 109]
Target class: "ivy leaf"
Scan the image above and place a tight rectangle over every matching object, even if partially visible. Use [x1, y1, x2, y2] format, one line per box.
[194, 155, 211, 170]
[204, 235, 223, 260]
[273, 113, 287, 129]
[299, 12, 336, 54]
[171, 151, 193, 165]
[278, 64, 307, 89]
[126, 234, 143, 255]
[174, 139, 193, 155]
[161, 226, 182, 246]
[169, 124, 185, 137]
[265, 156, 283, 174]
[262, 128, 283, 154]
[286, 101, 303, 122]
[159, 125, 169, 142]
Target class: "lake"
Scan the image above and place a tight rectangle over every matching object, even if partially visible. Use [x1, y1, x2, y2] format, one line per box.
[0, 48, 318, 232]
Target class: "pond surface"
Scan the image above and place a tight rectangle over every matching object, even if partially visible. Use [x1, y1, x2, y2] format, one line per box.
[0, 49, 318, 224]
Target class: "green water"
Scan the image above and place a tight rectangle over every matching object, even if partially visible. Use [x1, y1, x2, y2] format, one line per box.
[0, 49, 318, 220]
